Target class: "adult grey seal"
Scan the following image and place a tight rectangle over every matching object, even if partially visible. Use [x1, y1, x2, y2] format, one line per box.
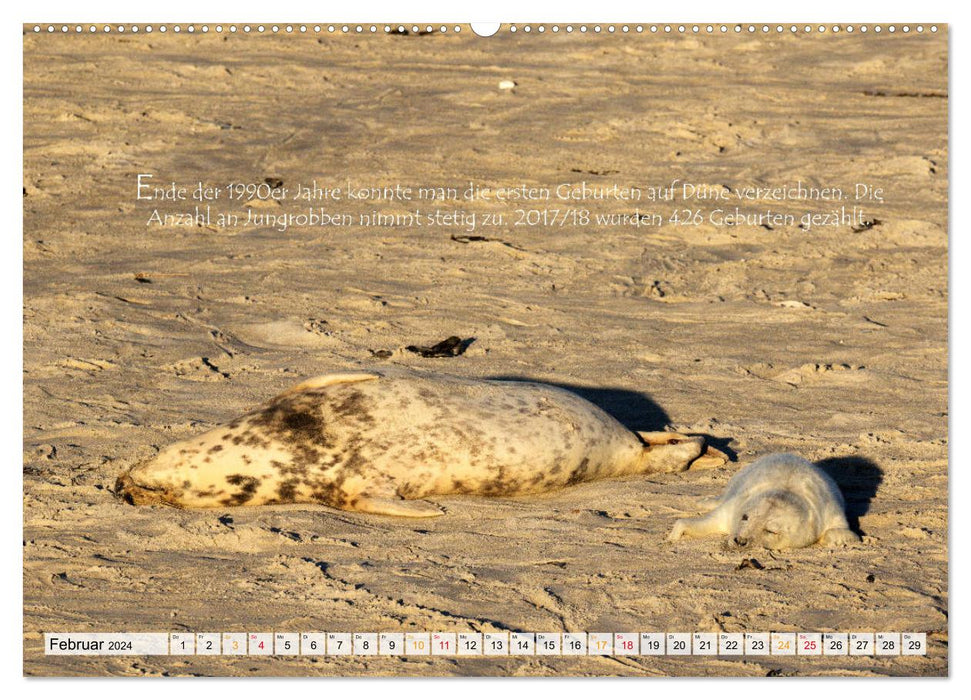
[116, 368, 727, 517]
[667, 453, 861, 549]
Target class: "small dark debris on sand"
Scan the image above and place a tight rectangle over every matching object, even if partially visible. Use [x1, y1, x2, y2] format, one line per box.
[861, 90, 947, 99]
[390, 27, 435, 36]
[570, 167, 619, 176]
[405, 336, 473, 358]
[450, 233, 525, 251]
[852, 218, 882, 233]
[736, 558, 765, 571]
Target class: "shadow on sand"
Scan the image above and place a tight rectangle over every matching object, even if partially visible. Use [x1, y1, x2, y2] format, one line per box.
[815, 456, 884, 534]
[487, 375, 736, 461]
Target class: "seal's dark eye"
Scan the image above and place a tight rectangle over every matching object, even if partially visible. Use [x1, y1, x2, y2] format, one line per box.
[741, 514, 748, 521]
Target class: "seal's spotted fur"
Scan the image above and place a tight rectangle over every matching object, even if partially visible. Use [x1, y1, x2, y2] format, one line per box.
[117, 369, 725, 517]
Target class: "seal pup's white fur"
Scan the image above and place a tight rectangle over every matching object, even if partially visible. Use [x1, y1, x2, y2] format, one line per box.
[117, 368, 728, 517]
[668, 453, 860, 549]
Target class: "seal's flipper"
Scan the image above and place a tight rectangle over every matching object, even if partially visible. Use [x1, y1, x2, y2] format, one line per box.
[349, 496, 445, 518]
[687, 445, 729, 471]
[636, 432, 704, 473]
[278, 372, 381, 397]
[668, 509, 728, 541]
[818, 527, 861, 547]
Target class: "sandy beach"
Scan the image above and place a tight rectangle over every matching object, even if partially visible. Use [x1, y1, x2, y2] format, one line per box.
[23, 25, 947, 676]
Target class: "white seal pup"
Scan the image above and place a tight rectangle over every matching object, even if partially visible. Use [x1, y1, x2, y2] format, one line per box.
[116, 368, 727, 517]
[667, 453, 860, 549]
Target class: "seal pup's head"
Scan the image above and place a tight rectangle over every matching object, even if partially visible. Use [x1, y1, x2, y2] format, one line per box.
[730, 490, 818, 550]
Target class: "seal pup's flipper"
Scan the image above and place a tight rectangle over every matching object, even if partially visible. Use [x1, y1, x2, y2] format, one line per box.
[635, 432, 704, 473]
[349, 496, 445, 518]
[818, 527, 861, 547]
[667, 507, 729, 542]
[278, 372, 381, 397]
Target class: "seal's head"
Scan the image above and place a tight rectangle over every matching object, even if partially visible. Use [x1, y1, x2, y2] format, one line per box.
[115, 457, 188, 507]
[730, 490, 817, 550]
